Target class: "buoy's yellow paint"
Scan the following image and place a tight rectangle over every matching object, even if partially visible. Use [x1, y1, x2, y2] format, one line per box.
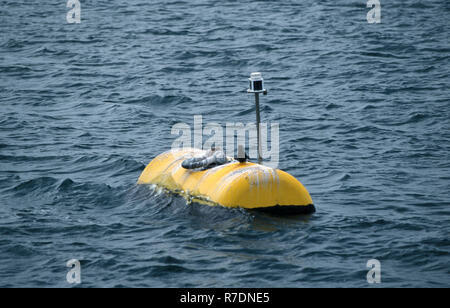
[138, 148, 314, 212]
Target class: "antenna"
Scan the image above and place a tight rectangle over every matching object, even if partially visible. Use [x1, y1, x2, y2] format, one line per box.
[247, 72, 267, 164]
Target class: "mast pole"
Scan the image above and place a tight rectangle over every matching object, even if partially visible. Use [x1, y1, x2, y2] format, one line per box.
[254, 92, 262, 164]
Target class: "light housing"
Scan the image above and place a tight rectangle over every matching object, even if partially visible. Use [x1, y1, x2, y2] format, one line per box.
[247, 72, 266, 93]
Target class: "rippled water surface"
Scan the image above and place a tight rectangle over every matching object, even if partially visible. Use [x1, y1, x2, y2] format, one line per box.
[1, 0, 449, 287]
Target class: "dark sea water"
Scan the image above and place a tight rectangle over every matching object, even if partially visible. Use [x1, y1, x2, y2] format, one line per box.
[1, 0, 449, 287]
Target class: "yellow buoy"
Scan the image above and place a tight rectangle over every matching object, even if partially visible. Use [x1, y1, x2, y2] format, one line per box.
[137, 148, 315, 214]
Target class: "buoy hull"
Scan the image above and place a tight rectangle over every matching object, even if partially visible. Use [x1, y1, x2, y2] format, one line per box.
[138, 148, 314, 214]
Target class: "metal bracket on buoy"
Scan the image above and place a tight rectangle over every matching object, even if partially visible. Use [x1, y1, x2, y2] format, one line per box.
[247, 72, 267, 164]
